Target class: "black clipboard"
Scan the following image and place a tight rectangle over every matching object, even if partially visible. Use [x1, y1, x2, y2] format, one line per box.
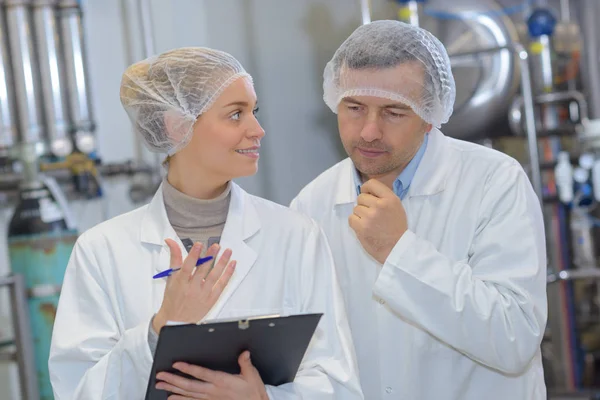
[145, 313, 323, 400]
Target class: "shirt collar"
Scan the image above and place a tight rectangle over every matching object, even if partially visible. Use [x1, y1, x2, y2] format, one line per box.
[354, 133, 429, 199]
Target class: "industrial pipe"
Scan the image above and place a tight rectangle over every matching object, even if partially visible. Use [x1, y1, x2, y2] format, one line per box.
[33, 0, 72, 157]
[516, 43, 544, 204]
[57, 0, 96, 154]
[579, 0, 600, 119]
[449, 44, 544, 203]
[0, 2, 18, 156]
[359, 0, 371, 25]
[5, 0, 46, 152]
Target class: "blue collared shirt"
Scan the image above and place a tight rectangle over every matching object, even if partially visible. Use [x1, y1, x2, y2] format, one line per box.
[353, 133, 429, 199]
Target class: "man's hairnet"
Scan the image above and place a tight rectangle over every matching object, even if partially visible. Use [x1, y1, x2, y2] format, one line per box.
[120, 47, 252, 155]
[323, 20, 456, 128]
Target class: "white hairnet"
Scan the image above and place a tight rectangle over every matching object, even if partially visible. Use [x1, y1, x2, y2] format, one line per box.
[323, 20, 456, 128]
[120, 47, 252, 155]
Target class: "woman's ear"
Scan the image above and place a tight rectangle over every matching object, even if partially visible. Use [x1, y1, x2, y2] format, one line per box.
[164, 110, 193, 143]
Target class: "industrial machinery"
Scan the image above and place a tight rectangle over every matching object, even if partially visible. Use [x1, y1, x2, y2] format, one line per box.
[363, 0, 600, 397]
[0, 0, 156, 398]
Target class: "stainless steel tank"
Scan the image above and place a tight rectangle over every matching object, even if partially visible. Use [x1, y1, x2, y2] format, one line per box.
[418, 1, 521, 140]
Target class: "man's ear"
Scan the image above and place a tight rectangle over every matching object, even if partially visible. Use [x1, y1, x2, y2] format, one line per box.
[423, 122, 433, 133]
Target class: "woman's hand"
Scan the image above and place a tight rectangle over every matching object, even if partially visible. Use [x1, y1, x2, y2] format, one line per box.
[156, 351, 269, 400]
[153, 239, 236, 332]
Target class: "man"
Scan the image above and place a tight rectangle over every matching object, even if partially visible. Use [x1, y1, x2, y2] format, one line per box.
[290, 20, 547, 400]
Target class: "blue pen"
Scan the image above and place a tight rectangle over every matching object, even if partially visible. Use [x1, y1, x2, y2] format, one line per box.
[152, 256, 214, 279]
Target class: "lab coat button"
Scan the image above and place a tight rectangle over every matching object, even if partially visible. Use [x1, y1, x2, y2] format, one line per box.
[386, 386, 393, 394]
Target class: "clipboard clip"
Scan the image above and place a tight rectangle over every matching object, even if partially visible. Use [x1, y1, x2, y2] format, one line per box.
[238, 320, 250, 330]
[197, 313, 281, 328]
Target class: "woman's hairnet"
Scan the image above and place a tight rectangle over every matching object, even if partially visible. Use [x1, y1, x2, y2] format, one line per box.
[120, 47, 252, 155]
[323, 20, 456, 128]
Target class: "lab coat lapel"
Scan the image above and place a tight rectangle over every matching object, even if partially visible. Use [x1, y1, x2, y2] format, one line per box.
[138, 185, 187, 311]
[140, 182, 259, 318]
[203, 183, 259, 321]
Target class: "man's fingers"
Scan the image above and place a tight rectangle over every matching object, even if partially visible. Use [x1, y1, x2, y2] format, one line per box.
[356, 193, 379, 208]
[353, 205, 371, 219]
[348, 214, 361, 232]
[360, 179, 394, 198]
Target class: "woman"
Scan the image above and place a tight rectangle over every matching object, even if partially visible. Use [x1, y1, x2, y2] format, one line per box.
[48, 47, 363, 400]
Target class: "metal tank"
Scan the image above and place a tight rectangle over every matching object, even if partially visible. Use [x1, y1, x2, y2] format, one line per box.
[410, 0, 522, 140]
[8, 177, 78, 400]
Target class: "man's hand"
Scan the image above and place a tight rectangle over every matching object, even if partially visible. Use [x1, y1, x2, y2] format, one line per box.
[349, 179, 408, 264]
[155, 351, 269, 400]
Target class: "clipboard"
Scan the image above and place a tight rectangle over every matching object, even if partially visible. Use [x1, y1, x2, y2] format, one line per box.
[145, 313, 323, 400]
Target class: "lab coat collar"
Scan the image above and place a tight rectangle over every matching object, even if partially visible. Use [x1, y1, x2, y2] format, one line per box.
[141, 182, 260, 320]
[140, 181, 260, 247]
[334, 127, 449, 205]
[408, 127, 448, 197]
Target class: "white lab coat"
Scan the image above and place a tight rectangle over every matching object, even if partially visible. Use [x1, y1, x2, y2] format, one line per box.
[49, 182, 364, 400]
[290, 128, 548, 400]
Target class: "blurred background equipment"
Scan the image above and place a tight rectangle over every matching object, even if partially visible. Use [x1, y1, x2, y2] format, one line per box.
[1, 0, 600, 398]
[382, 0, 600, 397]
[0, 0, 156, 398]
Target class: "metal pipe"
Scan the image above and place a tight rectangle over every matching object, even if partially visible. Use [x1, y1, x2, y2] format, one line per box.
[516, 43, 544, 204]
[580, 0, 600, 119]
[119, 0, 147, 167]
[33, 0, 72, 157]
[538, 35, 554, 93]
[0, 2, 18, 156]
[448, 45, 512, 61]
[536, 91, 589, 120]
[137, 0, 164, 178]
[57, 0, 96, 154]
[509, 90, 589, 134]
[0, 274, 40, 400]
[547, 268, 600, 283]
[449, 43, 543, 202]
[403, 1, 421, 27]
[138, 0, 156, 57]
[359, 0, 371, 25]
[0, 160, 154, 187]
[5, 0, 46, 152]
[560, 0, 571, 22]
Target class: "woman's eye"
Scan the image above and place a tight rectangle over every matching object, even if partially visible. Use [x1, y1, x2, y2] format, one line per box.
[253, 107, 259, 115]
[231, 111, 241, 121]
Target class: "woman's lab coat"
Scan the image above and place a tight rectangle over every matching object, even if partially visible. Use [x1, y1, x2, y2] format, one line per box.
[48, 182, 363, 400]
[290, 128, 548, 400]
